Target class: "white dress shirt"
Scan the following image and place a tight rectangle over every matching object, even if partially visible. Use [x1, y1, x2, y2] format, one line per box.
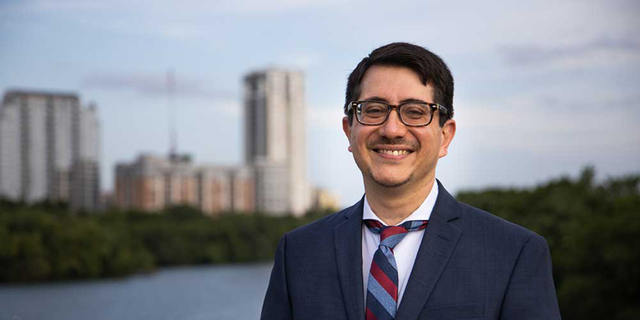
[362, 180, 438, 307]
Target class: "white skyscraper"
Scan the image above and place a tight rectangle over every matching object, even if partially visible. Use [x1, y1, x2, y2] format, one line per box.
[244, 69, 309, 216]
[0, 90, 100, 211]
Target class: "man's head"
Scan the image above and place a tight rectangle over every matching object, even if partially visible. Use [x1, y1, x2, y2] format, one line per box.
[342, 43, 456, 191]
[344, 42, 454, 127]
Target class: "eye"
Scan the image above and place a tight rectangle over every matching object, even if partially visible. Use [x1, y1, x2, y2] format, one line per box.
[402, 104, 429, 119]
[362, 102, 387, 118]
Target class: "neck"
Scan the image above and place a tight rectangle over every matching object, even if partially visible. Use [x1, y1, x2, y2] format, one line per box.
[365, 178, 436, 226]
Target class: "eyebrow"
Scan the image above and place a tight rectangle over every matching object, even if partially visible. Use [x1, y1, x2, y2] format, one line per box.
[362, 96, 431, 104]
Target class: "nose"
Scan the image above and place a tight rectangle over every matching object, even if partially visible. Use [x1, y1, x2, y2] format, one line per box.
[378, 109, 407, 138]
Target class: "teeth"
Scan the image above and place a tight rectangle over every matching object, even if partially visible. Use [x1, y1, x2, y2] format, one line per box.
[378, 149, 409, 155]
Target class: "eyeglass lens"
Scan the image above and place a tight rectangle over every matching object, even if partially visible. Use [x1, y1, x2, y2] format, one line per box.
[357, 101, 433, 126]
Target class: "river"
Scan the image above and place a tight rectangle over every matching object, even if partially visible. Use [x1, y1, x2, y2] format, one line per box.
[0, 263, 273, 320]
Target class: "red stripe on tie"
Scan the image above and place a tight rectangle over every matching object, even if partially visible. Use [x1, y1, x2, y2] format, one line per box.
[370, 260, 398, 301]
[380, 226, 407, 241]
[366, 307, 379, 320]
[364, 220, 383, 229]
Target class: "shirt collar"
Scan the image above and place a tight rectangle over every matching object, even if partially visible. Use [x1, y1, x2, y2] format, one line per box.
[362, 180, 439, 226]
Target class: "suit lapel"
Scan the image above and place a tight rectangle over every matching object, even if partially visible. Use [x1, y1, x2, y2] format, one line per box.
[396, 181, 463, 320]
[334, 198, 365, 320]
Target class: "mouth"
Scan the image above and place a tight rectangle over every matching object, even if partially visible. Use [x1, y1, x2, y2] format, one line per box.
[372, 144, 416, 158]
[374, 149, 412, 156]
[368, 139, 417, 158]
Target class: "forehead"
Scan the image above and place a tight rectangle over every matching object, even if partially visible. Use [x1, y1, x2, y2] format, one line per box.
[358, 65, 434, 102]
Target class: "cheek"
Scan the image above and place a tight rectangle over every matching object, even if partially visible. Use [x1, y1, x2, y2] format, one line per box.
[416, 131, 440, 152]
[352, 128, 369, 148]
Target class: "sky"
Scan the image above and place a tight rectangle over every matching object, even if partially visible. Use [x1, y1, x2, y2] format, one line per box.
[1, 0, 639, 207]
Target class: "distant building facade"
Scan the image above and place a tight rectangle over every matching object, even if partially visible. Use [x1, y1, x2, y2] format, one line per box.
[0, 90, 100, 211]
[114, 154, 254, 215]
[310, 187, 341, 212]
[244, 69, 309, 216]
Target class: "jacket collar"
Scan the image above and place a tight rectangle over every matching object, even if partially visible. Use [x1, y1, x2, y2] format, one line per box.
[334, 198, 365, 320]
[396, 180, 463, 320]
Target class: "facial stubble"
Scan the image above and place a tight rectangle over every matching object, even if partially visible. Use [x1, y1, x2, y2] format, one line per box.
[369, 171, 413, 188]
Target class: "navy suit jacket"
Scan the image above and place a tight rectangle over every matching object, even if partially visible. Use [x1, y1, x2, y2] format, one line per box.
[261, 181, 561, 320]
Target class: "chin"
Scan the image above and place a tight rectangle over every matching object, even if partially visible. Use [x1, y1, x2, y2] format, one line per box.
[369, 172, 412, 188]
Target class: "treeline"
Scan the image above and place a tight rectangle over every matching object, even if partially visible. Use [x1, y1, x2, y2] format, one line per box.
[1, 168, 638, 319]
[0, 202, 329, 282]
[457, 167, 639, 320]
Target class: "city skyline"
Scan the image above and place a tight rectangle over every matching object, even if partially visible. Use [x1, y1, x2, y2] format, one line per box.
[113, 67, 330, 215]
[1, 0, 638, 207]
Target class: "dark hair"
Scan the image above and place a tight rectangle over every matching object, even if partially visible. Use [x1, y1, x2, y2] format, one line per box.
[344, 42, 454, 126]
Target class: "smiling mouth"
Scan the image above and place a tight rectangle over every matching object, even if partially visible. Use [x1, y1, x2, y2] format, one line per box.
[375, 149, 412, 156]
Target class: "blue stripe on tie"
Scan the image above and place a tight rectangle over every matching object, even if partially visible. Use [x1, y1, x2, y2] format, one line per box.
[405, 220, 422, 230]
[380, 246, 398, 270]
[374, 250, 398, 284]
[381, 233, 406, 248]
[368, 276, 397, 317]
[367, 291, 394, 320]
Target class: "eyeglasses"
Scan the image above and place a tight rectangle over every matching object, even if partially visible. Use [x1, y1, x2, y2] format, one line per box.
[347, 100, 449, 127]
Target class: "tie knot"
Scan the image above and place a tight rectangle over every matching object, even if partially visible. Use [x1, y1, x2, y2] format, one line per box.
[363, 220, 428, 249]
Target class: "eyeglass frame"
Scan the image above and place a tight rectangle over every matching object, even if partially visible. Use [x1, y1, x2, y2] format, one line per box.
[347, 100, 449, 127]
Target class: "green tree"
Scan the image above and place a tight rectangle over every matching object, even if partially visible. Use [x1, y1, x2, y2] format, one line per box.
[457, 168, 640, 320]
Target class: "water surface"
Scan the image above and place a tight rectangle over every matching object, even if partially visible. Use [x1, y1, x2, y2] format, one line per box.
[0, 263, 273, 320]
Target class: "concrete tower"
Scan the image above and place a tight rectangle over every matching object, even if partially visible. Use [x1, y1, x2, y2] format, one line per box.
[244, 69, 309, 216]
[0, 90, 100, 211]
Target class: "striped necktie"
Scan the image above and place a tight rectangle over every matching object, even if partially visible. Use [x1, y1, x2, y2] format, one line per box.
[363, 219, 429, 320]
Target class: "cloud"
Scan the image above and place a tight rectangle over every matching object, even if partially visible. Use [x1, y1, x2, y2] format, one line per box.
[1, 0, 350, 40]
[307, 104, 344, 130]
[211, 0, 348, 14]
[15, 0, 108, 11]
[81, 71, 233, 100]
[454, 94, 640, 155]
[144, 23, 206, 41]
[499, 36, 640, 67]
[211, 99, 242, 117]
[278, 53, 321, 69]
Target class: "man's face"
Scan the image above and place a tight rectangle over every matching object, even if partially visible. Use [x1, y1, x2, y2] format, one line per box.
[342, 65, 456, 190]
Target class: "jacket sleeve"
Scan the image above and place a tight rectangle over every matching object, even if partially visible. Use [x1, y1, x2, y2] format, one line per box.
[260, 234, 293, 320]
[499, 234, 562, 319]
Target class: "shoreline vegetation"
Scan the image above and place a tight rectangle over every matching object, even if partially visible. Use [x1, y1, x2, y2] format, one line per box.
[0, 201, 329, 283]
[1, 167, 638, 319]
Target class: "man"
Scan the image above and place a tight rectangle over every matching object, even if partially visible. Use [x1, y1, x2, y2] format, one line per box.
[261, 42, 561, 320]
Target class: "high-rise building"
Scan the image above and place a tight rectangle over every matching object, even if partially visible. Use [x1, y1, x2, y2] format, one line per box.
[244, 69, 309, 216]
[114, 154, 254, 215]
[0, 90, 100, 211]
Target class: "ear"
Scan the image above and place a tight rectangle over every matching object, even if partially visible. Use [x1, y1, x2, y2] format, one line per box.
[438, 118, 456, 158]
[342, 116, 353, 152]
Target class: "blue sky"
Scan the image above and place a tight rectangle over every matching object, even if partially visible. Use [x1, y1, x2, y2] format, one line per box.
[1, 0, 639, 207]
